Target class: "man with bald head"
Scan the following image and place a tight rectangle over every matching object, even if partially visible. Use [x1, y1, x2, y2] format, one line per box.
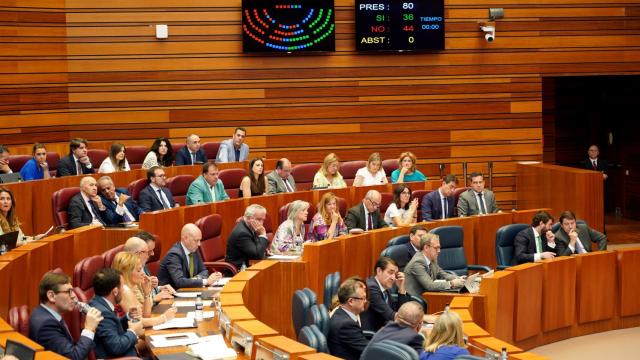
[97, 176, 142, 223]
[123, 236, 174, 301]
[364, 301, 426, 355]
[68, 176, 113, 229]
[157, 223, 222, 289]
[344, 190, 388, 231]
[266, 158, 297, 194]
[175, 134, 207, 165]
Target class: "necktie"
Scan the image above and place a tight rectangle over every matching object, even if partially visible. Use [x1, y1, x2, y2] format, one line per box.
[188, 252, 195, 277]
[60, 318, 72, 339]
[367, 212, 373, 231]
[477, 192, 487, 214]
[575, 237, 586, 254]
[382, 290, 389, 304]
[592, 160, 597, 170]
[442, 197, 447, 219]
[284, 178, 293, 192]
[535, 233, 542, 254]
[157, 189, 170, 209]
[76, 160, 82, 175]
[87, 200, 105, 225]
[428, 262, 435, 279]
[191, 152, 196, 164]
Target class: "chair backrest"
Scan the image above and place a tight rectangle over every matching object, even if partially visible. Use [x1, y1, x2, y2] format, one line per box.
[278, 201, 318, 227]
[46, 152, 60, 176]
[387, 234, 410, 247]
[87, 149, 108, 167]
[125, 145, 148, 169]
[146, 233, 162, 276]
[73, 255, 105, 294]
[172, 143, 186, 155]
[51, 187, 81, 227]
[101, 244, 125, 268]
[8, 305, 30, 336]
[495, 223, 528, 267]
[202, 142, 220, 160]
[382, 159, 399, 177]
[218, 168, 247, 198]
[379, 192, 394, 214]
[340, 160, 367, 185]
[298, 324, 329, 354]
[291, 163, 321, 190]
[336, 197, 347, 218]
[381, 244, 411, 271]
[430, 226, 468, 276]
[361, 339, 419, 360]
[127, 178, 149, 202]
[7, 155, 31, 173]
[307, 304, 330, 338]
[411, 190, 430, 222]
[292, 289, 313, 337]
[322, 271, 341, 309]
[195, 214, 224, 262]
[452, 187, 468, 216]
[166, 174, 195, 206]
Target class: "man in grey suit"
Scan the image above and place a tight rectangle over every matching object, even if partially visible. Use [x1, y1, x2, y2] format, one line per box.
[457, 172, 500, 216]
[266, 158, 296, 194]
[404, 233, 465, 295]
[216, 127, 249, 163]
[554, 210, 607, 254]
[364, 301, 426, 355]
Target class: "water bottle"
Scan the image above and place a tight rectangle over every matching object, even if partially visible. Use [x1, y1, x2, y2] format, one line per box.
[240, 263, 247, 272]
[74, 300, 91, 314]
[501, 347, 508, 360]
[444, 303, 450, 313]
[195, 294, 203, 321]
[0, 243, 7, 255]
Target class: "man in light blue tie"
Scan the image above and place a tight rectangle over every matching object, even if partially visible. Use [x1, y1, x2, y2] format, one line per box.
[513, 211, 563, 264]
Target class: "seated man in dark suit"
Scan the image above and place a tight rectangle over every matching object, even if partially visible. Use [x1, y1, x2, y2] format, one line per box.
[364, 301, 425, 355]
[328, 277, 369, 360]
[89, 268, 144, 359]
[361, 257, 414, 332]
[344, 190, 388, 231]
[138, 166, 176, 212]
[392, 225, 428, 271]
[514, 211, 566, 264]
[422, 174, 457, 221]
[57, 138, 95, 177]
[157, 223, 222, 289]
[266, 158, 297, 194]
[0, 145, 11, 174]
[225, 204, 270, 272]
[97, 175, 142, 223]
[29, 272, 104, 360]
[579, 144, 608, 180]
[68, 176, 113, 229]
[175, 133, 207, 165]
[554, 210, 607, 254]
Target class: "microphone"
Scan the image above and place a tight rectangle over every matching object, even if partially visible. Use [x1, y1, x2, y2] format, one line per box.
[463, 336, 507, 360]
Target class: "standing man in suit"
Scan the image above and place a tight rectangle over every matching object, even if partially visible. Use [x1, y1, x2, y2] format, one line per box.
[89, 268, 144, 359]
[392, 225, 428, 271]
[216, 127, 249, 163]
[57, 138, 95, 177]
[225, 204, 270, 272]
[457, 172, 500, 216]
[404, 233, 465, 294]
[579, 144, 608, 180]
[175, 134, 207, 165]
[422, 174, 457, 221]
[0, 145, 11, 174]
[266, 158, 297, 194]
[361, 257, 413, 331]
[157, 223, 222, 289]
[514, 211, 565, 264]
[138, 166, 176, 212]
[344, 190, 388, 231]
[185, 162, 229, 205]
[364, 301, 426, 355]
[554, 210, 607, 254]
[97, 176, 142, 223]
[328, 277, 370, 360]
[29, 272, 103, 360]
[68, 176, 113, 229]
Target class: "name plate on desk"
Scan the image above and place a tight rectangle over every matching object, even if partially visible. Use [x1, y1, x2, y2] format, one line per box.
[230, 325, 253, 358]
[254, 340, 289, 360]
[219, 310, 231, 340]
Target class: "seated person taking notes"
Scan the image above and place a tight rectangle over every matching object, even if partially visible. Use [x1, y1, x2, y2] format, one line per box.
[345, 190, 388, 231]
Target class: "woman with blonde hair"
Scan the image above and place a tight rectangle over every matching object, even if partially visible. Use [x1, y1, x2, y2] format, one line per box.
[111, 251, 176, 327]
[308, 192, 347, 241]
[313, 153, 347, 189]
[391, 151, 427, 183]
[272, 200, 309, 254]
[420, 311, 469, 360]
[99, 142, 130, 173]
[353, 152, 387, 186]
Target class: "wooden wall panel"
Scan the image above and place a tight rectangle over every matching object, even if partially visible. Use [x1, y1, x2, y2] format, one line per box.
[2, 0, 640, 211]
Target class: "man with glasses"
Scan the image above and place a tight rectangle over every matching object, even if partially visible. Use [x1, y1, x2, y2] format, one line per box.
[29, 272, 104, 360]
[328, 277, 370, 360]
[123, 235, 175, 301]
[404, 233, 465, 294]
[345, 190, 388, 231]
[138, 166, 176, 212]
[98, 175, 142, 223]
[266, 158, 297, 194]
[158, 223, 222, 289]
[422, 174, 458, 221]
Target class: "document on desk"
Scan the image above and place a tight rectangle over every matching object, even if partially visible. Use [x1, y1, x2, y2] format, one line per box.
[211, 277, 232, 287]
[152, 316, 197, 330]
[174, 291, 200, 298]
[267, 254, 300, 260]
[188, 335, 237, 360]
[149, 332, 200, 347]
[173, 300, 212, 307]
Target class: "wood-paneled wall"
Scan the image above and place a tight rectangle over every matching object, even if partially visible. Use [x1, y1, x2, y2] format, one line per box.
[2, 0, 640, 209]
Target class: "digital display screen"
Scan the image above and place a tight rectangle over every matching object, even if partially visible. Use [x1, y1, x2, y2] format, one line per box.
[355, 1, 445, 51]
[242, 0, 335, 53]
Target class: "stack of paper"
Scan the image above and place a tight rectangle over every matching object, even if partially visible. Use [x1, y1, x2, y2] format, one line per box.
[152, 316, 196, 330]
[211, 277, 232, 287]
[149, 332, 200, 347]
[188, 335, 237, 360]
[174, 292, 200, 298]
[267, 254, 300, 260]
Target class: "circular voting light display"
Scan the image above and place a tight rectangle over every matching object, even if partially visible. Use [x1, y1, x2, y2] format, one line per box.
[242, 0, 336, 53]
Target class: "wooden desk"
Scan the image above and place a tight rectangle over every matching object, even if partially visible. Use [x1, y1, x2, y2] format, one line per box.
[12, 242, 50, 309]
[617, 247, 640, 317]
[506, 262, 543, 342]
[469, 336, 523, 358]
[230, 320, 278, 360]
[479, 270, 515, 342]
[575, 251, 616, 325]
[472, 212, 512, 267]
[34, 351, 68, 359]
[0, 331, 45, 351]
[0, 251, 28, 313]
[254, 335, 315, 360]
[0, 317, 12, 333]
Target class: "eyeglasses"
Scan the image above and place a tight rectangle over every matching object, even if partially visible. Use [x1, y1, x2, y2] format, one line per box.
[55, 288, 74, 296]
[428, 245, 441, 250]
[367, 198, 380, 208]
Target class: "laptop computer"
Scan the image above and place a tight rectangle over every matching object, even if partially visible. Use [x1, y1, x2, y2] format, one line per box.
[0, 173, 22, 184]
[4, 339, 36, 360]
[0, 231, 20, 252]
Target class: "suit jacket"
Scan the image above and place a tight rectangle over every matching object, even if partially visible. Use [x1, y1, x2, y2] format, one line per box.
[360, 277, 413, 332]
[366, 321, 424, 355]
[579, 158, 608, 174]
[266, 171, 297, 194]
[174, 146, 207, 166]
[328, 307, 369, 360]
[554, 224, 607, 254]
[216, 139, 249, 163]
[185, 175, 229, 205]
[457, 188, 500, 216]
[513, 227, 567, 264]
[157, 241, 209, 289]
[28, 305, 94, 360]
[394, 242, 418, 272]
[422, 190, 455, 221]
[56, 154, 95, 177]
[67, 193, 112, 229]
[89, 296, 137, 359]
[224, 219, 269, 270]
[404, 252, 456, 295]
[138, 185, 176, 212]
[100, 191, 142, 223]
[344, 203, 387, 231]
